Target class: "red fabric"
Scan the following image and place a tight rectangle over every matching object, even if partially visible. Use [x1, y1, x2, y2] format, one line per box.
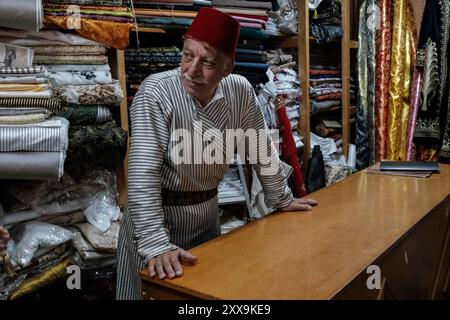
[184, 7, 240, 59]
[276, 95, 307, 198]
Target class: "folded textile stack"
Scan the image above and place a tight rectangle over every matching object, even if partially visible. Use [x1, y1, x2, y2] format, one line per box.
[125, 0, 210, 32]
[309, 0, 343, 44]
[0, 41, 69, 181]
[42, 0, 134, 49]
[257, 54, 303, 150]
[125, 46, 181, 109]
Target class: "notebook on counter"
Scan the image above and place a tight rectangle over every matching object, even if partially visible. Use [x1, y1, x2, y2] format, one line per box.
[379, 161, 440, 173]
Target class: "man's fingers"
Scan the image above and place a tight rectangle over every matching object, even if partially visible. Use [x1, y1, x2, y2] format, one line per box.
[148, 259, 156, 278]
[161, 254, 176, 279]
[179, 249, 197, 264]
[297, 198, 318, 206]
[155, 257, 166, 279]
[170, 252, 183, 277]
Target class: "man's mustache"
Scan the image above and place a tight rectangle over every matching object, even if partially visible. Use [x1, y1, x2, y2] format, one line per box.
[181, 73, 207, 85]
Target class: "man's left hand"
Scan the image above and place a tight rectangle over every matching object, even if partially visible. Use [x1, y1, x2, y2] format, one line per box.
[280, 198, 318, 212]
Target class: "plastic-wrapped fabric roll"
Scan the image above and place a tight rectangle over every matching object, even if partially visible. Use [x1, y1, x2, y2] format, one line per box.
[347, 144, 357, 169]
[0, 0, 43, 32]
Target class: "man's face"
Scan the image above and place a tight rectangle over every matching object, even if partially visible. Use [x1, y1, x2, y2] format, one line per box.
[180, 38, 232, 104]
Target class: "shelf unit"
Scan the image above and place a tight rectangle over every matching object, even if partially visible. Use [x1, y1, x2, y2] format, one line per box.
[271, 0, 358, 172]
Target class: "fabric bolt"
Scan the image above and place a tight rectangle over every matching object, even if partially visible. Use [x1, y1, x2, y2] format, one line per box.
[387, 0, 414, 161]
[0, 66, 46, 75]
[44, 8, 133, 19]
[355, 1, 370, 169]
[0, 90, 52, 99]
[275, 95, 307, 198]
[66, 121, 127, 165]
[310, 24, 343, 44]
[33, 55, 109, 65]
[0, 117, 69, 152]
[0, 108, 52, 124]
[314, 93, 342, 101]
[211, 0, 271, 10]
[365, 0, 377, 164]
[375, 0, 392, 161]
[45, 64, 110, 72]
[135, 17, 193, 26]
[0, 151, 65, 180]
[0, 97, 62, 113]
[53, 81, 123, 106]
[0, 0, 43, 31]
[43, 15, 133, 50]
[44, 12, 134, 23]
[239, 27, 269, 41]
[33, 45, 106, 56]
[44, 0, 123, 5]
[59, 105, 113, 125]
[0, 29, 100, 47]
[48, 71, 113, 86]
[0, 84, 48, 92]
[0, 76, 47, 84]
[116, 68, 294, 300]
[310, 100, 341, 113]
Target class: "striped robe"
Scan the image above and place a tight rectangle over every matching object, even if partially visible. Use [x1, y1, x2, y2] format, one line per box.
[117, 68, 294, 299]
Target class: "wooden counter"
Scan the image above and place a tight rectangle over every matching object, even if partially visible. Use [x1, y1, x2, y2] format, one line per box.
[140, 165, 450, 300]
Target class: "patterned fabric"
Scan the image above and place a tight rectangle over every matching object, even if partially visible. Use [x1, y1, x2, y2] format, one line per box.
[366, 0, 376, 164]
[0, 66, 46, 74]
[53, 81, 123, 106]
[66, 121, 127, 165]
[375, 0, 392, 161]
[0, 97, 62, 113]
[0, 108, 52, 124]
[59, 105, 113, 125]
[355, 1, 370, 169]
[414, 0, 450, 163]
[44, 12, 133, 23]
[33, 55, 109, 65]
[0, 84, 48, 92]
[33, 45, 106, 56]
[0, 117, 69, 152]
[49, 71, 112, 86]
[44, 0, 123, 5]
[43, 15, 133, 50]
[387, 0, 415, 160]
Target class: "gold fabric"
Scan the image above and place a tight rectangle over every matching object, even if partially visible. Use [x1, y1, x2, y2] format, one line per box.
[0, 83, 47, 92]
[387, 0, 414, 160]
[9, 259, 71, 300]
[44, 16, 133, 50]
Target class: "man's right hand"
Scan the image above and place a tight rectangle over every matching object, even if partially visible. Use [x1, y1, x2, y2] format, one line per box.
[148, 248, 197, 280]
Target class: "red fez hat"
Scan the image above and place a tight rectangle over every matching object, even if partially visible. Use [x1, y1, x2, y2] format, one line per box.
[184, 7, 240, 59]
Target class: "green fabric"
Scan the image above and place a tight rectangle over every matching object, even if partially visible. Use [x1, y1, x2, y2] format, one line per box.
[67, 121, 127, 165]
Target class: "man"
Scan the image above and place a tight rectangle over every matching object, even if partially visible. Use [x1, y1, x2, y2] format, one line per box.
[116, 7, 318, 300]
[0, 227, 9, 250]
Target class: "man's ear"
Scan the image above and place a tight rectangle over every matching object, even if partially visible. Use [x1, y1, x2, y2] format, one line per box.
[223, 60, 234, 77]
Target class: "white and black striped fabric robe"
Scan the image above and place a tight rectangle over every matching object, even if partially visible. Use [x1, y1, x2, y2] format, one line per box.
[116, 68, 294, 300]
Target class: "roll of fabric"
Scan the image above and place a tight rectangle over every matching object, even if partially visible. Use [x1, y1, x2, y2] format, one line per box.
[0, 108, 52, 124]
[387, 0, 414, 160]
[0, 0, 43, 31]
[0, 151, 65, 180]
[33, 55, 109, 65]
[375, 0, 392, 161]
[48, 70, 113, 86]
[0, 117, 69, 152]
[54, 81, 123, 106]
[33, 45, 106, 56]
[0, 97, 62, 113]
[59, 105, 113, 125]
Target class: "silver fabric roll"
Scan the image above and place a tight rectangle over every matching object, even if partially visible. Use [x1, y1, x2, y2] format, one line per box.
[0, 0, 43, 32]
[0, 151, 65, 180]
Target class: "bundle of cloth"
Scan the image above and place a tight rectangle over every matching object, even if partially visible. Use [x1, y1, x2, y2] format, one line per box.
[42, 0, 134, 49]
